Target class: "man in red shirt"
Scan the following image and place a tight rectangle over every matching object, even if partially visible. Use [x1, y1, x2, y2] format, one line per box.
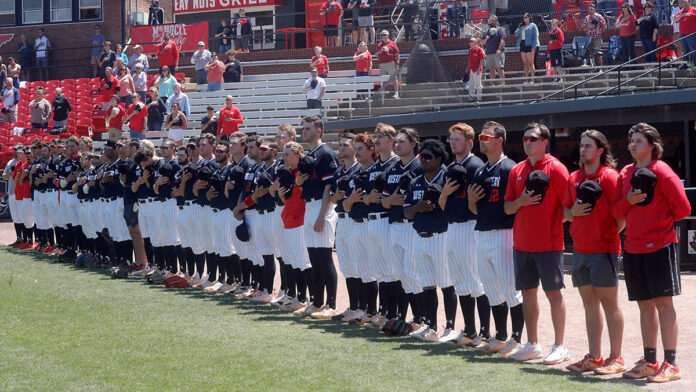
[467, 37, 485, 102]
[376, 30, 400, 98]
[98, 67, 119, 111]
[123, 93, 148, 140]
[217, 95, 244, 141]
[562, 130, 626, 375]
[320, 0, 343, 47]
[611, 123, 690, 383]
[157, 32, 179, 72]
[675, 0, 696, 67]
[503, 122, 570, 364]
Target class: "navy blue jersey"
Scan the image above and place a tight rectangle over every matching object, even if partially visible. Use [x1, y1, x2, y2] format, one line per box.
[195, 158, 220, 206]
[153, 158, 181, 201]
[173, 168, 185, 206]
[132, 164, 151, 200]
[366, 155, 399, 213]
[227, 155, 254, 209]
[404, 169, 448, 234]
[383, 156, 423, 223]
[87, 164, 103, 200]
[43, 156, 61, 190]
[347, 164, 372, 221]
[301, 143, 339, 202]
[123, 161, 139, 204]
[209, 163, 231, 210]
[76, 168, 93, 200]
[29, 158, 45, 195]
[99, 160, 120, 198]
[240, 161, 264, 204]
[253, 160, 279, 212]
[332, 161, 359, 213]
[57, 155, 80, 191]
[472, 156, 516, 231]
[443, 154, 485, 224]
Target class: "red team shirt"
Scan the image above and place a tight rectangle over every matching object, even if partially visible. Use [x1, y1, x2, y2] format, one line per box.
[100, 75, 120, 103]
[354, 51, 372, 73]
[548, 27, 565, 50]
[468, 46, 485, 72]
[563, 165, 621, 254]
[505, 153, 570, 252]
[13, 160, 30, 200]
[107, 103, 126, 130]
[676, 6, 696, 35]
[611, 160, 691, 254]
[311, 55, 329, 75]
[281, 169, 305, 229]
[217, 105, 244, 136]
[127, 103, 148, 132]
[157, 40, 180, 68]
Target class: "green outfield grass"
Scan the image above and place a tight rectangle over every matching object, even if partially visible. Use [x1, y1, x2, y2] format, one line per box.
[0, 248, 637, 392]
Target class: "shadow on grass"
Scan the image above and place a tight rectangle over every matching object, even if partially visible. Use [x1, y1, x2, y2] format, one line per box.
[519, 364, 650, 388]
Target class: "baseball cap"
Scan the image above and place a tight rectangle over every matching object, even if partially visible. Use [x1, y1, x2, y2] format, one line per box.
[206, 106, 214, 111]
[446, 164, 467, 186]
[380, 30, 389, 36]
[525, 170, 550, 201]
[310, 67, 318, 72]
[105, 139, 117, 148]
[198, 41, 205, 47]
[576, 180, 603, 211]
[630, 168, 658, 206]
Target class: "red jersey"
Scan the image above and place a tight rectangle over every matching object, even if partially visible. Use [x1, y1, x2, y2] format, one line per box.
[320, 1, 343, 25]
[548, 28, 565, 50]
[100, 76, 120, 103]
[611, 160, 691, 254]
[563, 165, 621, 254]
[376, 40, 399, 63]
[217, 105, 244, 136]
[619, 14, 637, 37]
[505, 154, 570, 252]
[281, 169, 305, 229]
[311, 55, 329, 75]
[107, 103, 126, 130]
[468, 46, 485, 72]
[127, 102, 148, 132]
[157, 40, 180, 68]
[13, 160, 30, 200]
[354, 51, 372, 73]
[677, 6, 696, 35]
[207, 60, 224, 83]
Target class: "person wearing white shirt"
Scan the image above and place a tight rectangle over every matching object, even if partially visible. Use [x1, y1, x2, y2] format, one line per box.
[132, 64, 148, 102]
[128, 45, 150, 74]
[303, 68, 326, 109]
[34, 28, 51, 81]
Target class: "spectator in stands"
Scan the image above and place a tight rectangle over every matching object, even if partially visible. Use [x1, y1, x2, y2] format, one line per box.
[205, 53, 225, 92]
[515, 12, 540, 84]
[98, 41, 116, 78]
[99, 67, 120, 111]
[133, 63, 148, 102]
[129, 45, 149, 74]
[467, 37, 485, 102]
[675, 0, 696, 68]
[8, 57, 20, 88]
[29, 87, 51, 132]
[200, 106, 218, 136]
[154, 66, 176, 103]
[0, 59, 6, 85]
[34, 28, 51, 81]
[145, 87, 166, 133]
[216, 20, 233, 55]
[233, 9, 253, 53]
[165, 102, 188, 146]
[105, 95, 127, 140]
[617, 4, 638, 62]
[115, 44, 128, 66]
[548, 19, 566, 81]
[353, 41, 373, 76]
[51, 87, 72, 129]
[445, 0, 463, 39]
[166, 83, 190, 118]
[303, 68, 326, 109]
[320, 0, 344, 47]
[346, 0, 360, 45]
[125, 93, 148, 140]
[355, 0, 377, 44]
[223, 52, 243, 83]
[311, 46, 330, 78]
[148, 0, 164, 25]
[482, 15, 506, 84]
[397, 0, 419, 41]
[672, 0, 683, 58]
[216, 95, 244, 142]
[376, 30, 401, 98]
[117, 66, 135, 107]
[191, 42, 212, 90]
[17, 34, 32, 82]
[0, 78, 19, 123]
[582, 4, 607, 66]
[157, 32, 180, 72]
[90, 25, 106, 78]
[637, 2, 659, 62]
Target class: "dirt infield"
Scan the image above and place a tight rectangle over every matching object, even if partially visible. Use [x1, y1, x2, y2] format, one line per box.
[0, 220, 691, 390]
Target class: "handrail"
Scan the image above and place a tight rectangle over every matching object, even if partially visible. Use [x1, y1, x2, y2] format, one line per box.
[390, 4, 405, 42]
[532, 31, 696, 104]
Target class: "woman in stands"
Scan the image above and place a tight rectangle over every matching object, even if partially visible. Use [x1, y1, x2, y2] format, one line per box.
[310, 46, 329, 78]
[117, 66, 135, 107]
[8, 57, 21, 88]
[154, 66, 176, 103]
[616, 3, 638, 62]
[515, 12, 540, 84]
[353, 41, 372, 76]
[165, 101, 188, 146]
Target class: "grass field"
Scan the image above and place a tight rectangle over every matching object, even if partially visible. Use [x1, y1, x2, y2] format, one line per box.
[0, 248, 639, 392]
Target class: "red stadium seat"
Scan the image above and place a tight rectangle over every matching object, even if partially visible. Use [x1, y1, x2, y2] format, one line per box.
[43, 134, 59, 143]
[0, 136, 8, 145]
[8, 135, 25, 144]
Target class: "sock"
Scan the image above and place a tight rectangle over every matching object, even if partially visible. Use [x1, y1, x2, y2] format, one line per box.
[408, 293, 420, 322]
[224, 256, 235, 284]
[492, 303, 509, 341]
[477, 295, 491, 338]
[442, 286, 457, 330]
[231, 254, 242, 283]
[277, 257, 287, 292]
[207, 253, 218, 282]
[262, 254, 276, 293]
[346, 278, 360, 310]
[216, 254, 227, 283]
[510, 304, 524, 343]
[365, 281, 378, 315]
[378, 281, 387, 315]
[144, 237, 154, 264]
[664, 349, 676, 364]
[317, 247, 337, 309]
[304, 268, 314, 304]
[645, 348, 658, 364]
[397, 282, 409, 320]
[241, 259, 252, 286]
[251, 264, 262, 289]
[194, 253, 205, 277]
[357, 281, 368, 311]
[185, 248, 196, 275]
[175, 245, 186, 273]
[14, 223, 21, 241]
[295, 268, 308, 302]
[307, 248, 323, 307]
[285, 266, 297, 298]
[459, 295, 477, 337]
[423, 288, 438, 329]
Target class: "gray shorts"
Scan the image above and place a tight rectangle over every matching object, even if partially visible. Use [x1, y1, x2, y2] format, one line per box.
[590, 37, 603, 52]
[513, 250, 565, 291]
[53, 119, 67, 128]
[358, 15, 374, 28]
[485, 52, 505, 70]
[571, 252, 619, 288]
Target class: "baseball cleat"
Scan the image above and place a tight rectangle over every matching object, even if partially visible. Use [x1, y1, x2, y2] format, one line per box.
[421, 328, 440, 342]
[291, 303, 311, 317]
[543, 345, 569, 365]
[204, 282, 224, 292]
[622, 358, 660, 379]
[331, 308, 353, 321]
[270, 291, 287, 307]
[466, 334, 489, 349]
[283, 298, 305, 312]
[133, 266, 151, 277]
[647, 361, 681, 383]
[343, 309, 365, 322]
[185, 272, 200, 283]
[499, 339, 523, 358]
[301, 304, 321, 317]
[454, 330, 475, 347]
[409, 324, 429, 339]
[364, 315, 386, 329]
[566, 354, 603, 372]
[251, 290, 273, 303]
[311, 305, 337, 319]
[479, 338, 507, 353]
[509, 342, 544, 362]
[438, 328, 459, 344]
[349, 314, 373, 326]
[594, 356, 627, 375]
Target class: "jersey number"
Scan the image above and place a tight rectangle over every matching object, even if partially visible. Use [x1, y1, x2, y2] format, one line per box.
[488, 189, 499, 203]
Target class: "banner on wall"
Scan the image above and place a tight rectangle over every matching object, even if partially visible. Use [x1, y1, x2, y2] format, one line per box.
[173, 0, 283, 13]
[130, 21, 209, 54]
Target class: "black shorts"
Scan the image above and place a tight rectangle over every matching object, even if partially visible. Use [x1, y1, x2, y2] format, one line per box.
[550, 48, 564, 67]
[324, 25, 339, 37]
[624, 243, 681, 301]
[520, 43, 533, 53]
[514, 250, 565, 291]
[123, 202, 139, 228]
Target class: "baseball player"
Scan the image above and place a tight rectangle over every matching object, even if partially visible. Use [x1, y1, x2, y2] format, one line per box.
[562, 130, 625, 374]
[437, 123, 490, 346]
[120, 139, 149, 271]
[467, 121, 525, 357]
[174, 138, 203, 282]
[171, 146, 193, 278]
[295, 115, 340, 319]
[73, 152, 97, 260]
[403, 138, 449, 342]
[611, 123, 690, 383]
[43, 140, 64, 254]
[381, 128, 423, 326]
[30, 142, 53, 251]
[153, 139, 183, 276]
[134, 141, 164, 273]
[11, 147, 32, 248]
[3, 144, 23, 247]
[504, 123, 570, 364]
[97, 139, 131, 265]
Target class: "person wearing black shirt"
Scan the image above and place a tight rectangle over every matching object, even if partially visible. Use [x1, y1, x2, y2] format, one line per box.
[98, 41, 116, 78]
[51, 87, 72, 129]
[153, 138, 183, 276]
[223, 52, 243, 83]
[216, 20, 233, 55]
[200, 106, 218, 136]
[148, 0, 164, 25]
[145, 87, 167, 132]
[636, 2, 659, 62]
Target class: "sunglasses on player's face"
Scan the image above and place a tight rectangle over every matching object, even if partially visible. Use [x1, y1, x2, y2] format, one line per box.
[214, 148, 227, 154]
[259, 146, 275, 152]
[522, 135, 545, 143]
[478, 134, 497, 142]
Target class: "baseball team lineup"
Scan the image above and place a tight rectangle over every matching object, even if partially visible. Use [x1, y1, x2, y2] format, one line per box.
[4, 116, 691, 384]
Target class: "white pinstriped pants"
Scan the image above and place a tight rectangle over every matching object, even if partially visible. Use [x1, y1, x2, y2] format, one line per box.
[476, 229, 522, 307]
[407, 232, 451, 291]
[335, 217, 358, 279]
[353, 220, 377, 283]
[446, 221, 485, 297]
[303, 199, 337, 248]
[282, 225, 312, 270]
[389, 222, 418, 294]
[367, 215, 397, 282]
